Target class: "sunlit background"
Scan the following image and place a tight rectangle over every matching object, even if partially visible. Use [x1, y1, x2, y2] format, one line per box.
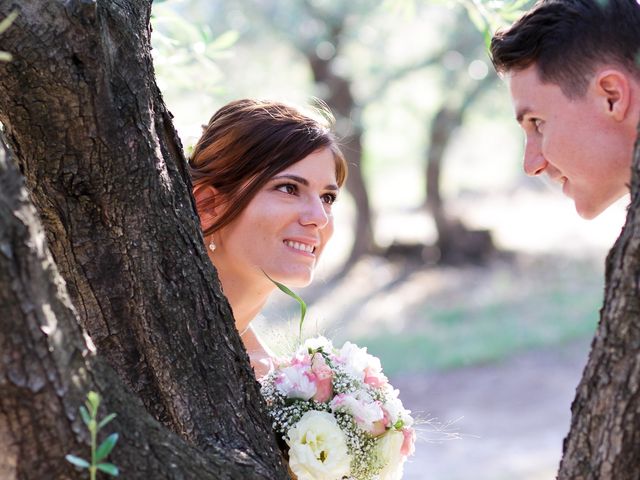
[151, 1, 629, 478]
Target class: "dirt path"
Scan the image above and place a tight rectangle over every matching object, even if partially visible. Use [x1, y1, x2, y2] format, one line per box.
[393, 339, 590, 480]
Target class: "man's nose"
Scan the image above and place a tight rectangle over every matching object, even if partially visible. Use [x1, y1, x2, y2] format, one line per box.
[523, 137, 548, 176]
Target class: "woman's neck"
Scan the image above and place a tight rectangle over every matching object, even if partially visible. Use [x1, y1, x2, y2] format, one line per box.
[226, 288, 267, 333]
[214, 266, 273, 335]
[208, 254, 276, 378]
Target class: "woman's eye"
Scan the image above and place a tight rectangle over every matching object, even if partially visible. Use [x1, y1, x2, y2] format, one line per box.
[321, 193, 337, 205]
[276, 183, 297, 195]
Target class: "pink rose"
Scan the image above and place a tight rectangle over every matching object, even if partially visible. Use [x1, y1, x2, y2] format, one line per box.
[370, 419, 387, 437]
[275, 363, 316, 400]
[370, 407, 392, 436]
[310, 353, 333, 403]
[330, 392, 384, 434]
[290, 353, 312, 367]
[363, 366, 388, 388]
[400, 427, 416, 457]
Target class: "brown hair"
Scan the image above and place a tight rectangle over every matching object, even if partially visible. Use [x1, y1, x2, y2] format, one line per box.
[490, 0, 640, 98]
[189, 99, 347, 237]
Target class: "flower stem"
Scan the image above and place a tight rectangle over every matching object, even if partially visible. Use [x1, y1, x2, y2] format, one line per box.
[90, 419, 97, 480]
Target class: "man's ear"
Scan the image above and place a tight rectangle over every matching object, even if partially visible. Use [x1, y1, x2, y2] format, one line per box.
[595, 69, 631, 122]
[193, 184, 219, 231]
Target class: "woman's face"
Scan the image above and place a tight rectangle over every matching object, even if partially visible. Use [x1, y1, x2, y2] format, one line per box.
[212, 147, 339, 291]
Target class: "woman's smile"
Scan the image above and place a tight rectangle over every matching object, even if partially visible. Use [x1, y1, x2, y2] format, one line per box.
[283, 239, 317, 256]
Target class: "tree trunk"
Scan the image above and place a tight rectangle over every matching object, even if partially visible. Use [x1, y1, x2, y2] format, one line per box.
[557, 125, 640, 479]
[0, 138, 284, 479]
[0, 1, 288, 477]
[426, 107, 462, 248]
[425, 77, 496, 265]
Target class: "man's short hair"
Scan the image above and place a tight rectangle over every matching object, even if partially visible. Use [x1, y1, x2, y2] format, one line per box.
[490, 0, 640, 98]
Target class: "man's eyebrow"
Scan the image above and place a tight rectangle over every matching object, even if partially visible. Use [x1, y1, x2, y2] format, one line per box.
[271, 174, 339, 191]
[516, 107, 531, 124]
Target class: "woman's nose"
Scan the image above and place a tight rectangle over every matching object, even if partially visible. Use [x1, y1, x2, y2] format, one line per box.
[299, 197, 330, 228]
[523, 137, 548, 176]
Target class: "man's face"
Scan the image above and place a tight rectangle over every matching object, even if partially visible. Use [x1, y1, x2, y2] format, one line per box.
[507, 65, 632, 219]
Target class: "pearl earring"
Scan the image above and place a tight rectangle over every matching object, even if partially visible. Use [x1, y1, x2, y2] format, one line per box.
[208, 238, 217, 252]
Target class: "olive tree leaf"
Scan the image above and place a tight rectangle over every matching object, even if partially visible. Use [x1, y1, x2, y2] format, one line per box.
[65, 455, 90, 469]
[95, 433, 119, 462]
[97, 462, 120, 476]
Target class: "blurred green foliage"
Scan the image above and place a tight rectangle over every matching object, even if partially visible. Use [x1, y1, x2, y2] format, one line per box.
[151, 0, 524, 201]
[453, 0, 533, 47]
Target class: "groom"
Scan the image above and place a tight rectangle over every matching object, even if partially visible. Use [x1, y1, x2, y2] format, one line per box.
[490, 0, 640, 219]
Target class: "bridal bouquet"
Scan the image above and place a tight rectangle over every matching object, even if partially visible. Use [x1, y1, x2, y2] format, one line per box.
[260, 336, 415, 480]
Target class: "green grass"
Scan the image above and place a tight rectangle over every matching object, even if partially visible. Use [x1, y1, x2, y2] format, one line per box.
[355, 285, 601, 375]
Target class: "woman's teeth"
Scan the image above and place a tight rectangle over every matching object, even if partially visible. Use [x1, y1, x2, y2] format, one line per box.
[284, 240, 315, 253]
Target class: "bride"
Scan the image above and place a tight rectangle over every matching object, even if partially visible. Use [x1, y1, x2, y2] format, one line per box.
[189, 99, 347, 378]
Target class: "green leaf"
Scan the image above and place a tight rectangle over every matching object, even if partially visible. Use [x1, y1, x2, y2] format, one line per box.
[97, 463, 120, 476]
[95, 433, 119, 462]
[0, 51, 12, 62]
[263, 271, 307, 340]
[98, 413, 117, 430]
[462, 1, 488, 35]
[65, 454, 90, 469]
[207, 30, 239, 52]
[79, 406, 91, 427]
[0, 11, 18, 36]
[483, 24, 492, 51]
[502, 0, 531, 12]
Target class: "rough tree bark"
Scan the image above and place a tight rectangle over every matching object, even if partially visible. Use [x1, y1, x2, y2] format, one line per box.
[557, 126, 640, 478]
[0, 0, 288, 478]
[0, 138, 283, 479]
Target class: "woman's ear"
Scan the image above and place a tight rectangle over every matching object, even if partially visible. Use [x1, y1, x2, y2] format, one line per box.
[595, 69, 631, 122]
[193, 184, 219, 231]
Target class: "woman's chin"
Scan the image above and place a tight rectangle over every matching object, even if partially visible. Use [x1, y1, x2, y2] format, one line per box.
[267, 270, 314, 289]
[285, 276, 314, 289]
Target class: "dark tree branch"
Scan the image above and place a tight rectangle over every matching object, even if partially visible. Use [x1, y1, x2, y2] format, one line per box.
[362, 53, 444, 105]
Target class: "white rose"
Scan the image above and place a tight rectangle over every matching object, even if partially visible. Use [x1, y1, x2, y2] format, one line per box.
[276, 364, 317, 400]
[401, 410, 414, 429]
[382, 389, 413, 428]
[338, 342, 371, 382]
[375, 430, 406, 480]
[286, 411, 351, 480]
[298, 336, 334, 355]
[382, 390, 413, 427]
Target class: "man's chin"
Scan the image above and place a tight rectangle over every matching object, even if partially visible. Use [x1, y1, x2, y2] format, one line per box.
[575, 207, 600, 220]
[573, 187, 631, 219]
[574, 198, 613, 220]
